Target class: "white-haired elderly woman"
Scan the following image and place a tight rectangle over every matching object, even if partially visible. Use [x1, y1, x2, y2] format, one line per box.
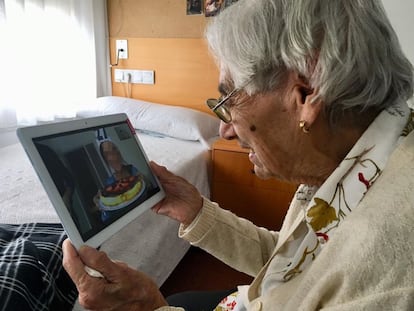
[63, 0, 414, 310]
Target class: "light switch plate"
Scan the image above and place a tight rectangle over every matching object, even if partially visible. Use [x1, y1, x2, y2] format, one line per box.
[114, 69, 123, 82]
[142, 70, 155, 84]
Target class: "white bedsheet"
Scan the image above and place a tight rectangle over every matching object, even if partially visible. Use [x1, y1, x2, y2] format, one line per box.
[0, 131, 213, 287]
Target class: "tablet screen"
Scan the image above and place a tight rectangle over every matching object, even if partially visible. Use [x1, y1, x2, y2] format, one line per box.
[26, 117, 162, 244]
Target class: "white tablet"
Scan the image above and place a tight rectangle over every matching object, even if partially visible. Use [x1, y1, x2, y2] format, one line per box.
[17, 113, 165, 249]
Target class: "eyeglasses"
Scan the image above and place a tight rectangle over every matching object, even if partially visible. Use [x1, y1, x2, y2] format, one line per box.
[206, 87, 241, 123]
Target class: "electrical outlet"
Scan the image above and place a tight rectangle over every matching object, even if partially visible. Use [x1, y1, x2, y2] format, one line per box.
[121, 70, 133, 83]
[114, 69, 155, 84]
[116, 40, 128, 59]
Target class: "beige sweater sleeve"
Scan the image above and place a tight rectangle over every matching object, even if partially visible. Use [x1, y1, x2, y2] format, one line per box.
[178, 198, 279, 277]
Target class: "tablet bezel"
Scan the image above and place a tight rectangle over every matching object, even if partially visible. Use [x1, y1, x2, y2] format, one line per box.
[17, 113, 165, 249]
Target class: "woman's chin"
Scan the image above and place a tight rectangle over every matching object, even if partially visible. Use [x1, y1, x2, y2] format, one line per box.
[253, 166, 273, 180]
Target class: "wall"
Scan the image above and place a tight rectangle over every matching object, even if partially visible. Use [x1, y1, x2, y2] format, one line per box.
[108, 0, 207, 38]
[107, 1, 414, 113]
[382, 0, 414, 107]
[382, 0, 414, 66]
[107, 0, 219, 113]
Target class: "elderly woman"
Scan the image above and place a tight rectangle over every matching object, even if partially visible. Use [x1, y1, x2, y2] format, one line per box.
[63, 0, 414, 310]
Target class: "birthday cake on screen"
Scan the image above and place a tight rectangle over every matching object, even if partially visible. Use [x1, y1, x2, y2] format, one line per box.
[99, 175, 145, 210]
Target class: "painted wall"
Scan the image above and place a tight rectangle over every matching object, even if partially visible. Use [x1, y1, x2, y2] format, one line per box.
[382, 0, 414, 66]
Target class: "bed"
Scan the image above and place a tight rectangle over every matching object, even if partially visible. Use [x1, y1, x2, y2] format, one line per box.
[0, 96, 220, 304]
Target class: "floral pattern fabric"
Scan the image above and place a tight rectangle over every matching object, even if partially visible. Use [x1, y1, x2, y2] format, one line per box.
[214, 102, 413, 310]
[285, 101, 412, 281]
[214, 292, 239, 311]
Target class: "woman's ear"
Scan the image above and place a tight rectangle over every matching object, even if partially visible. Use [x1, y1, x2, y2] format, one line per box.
[300, 88, 323, 127]
[292, 73, 323, 128]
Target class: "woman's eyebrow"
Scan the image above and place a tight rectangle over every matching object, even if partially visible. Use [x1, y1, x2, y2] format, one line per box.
[218, 83, 226, 94]
[218, 82, 231, 95]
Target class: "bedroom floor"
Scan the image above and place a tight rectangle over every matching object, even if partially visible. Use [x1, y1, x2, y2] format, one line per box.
[160, 246, 253, 298]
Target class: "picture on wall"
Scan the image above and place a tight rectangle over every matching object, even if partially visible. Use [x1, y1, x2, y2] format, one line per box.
[205, 0, 222, 17]
[204, 0, 239, 17]
[187, 0, 202, 15]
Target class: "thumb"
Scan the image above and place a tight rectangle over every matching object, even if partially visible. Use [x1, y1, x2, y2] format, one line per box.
[78, 245, 118, 280]
[149, 161, 162, 171]
[150, 161, 174, 180]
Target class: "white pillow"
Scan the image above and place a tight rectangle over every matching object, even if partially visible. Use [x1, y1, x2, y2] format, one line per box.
[77, 96, 220, 147]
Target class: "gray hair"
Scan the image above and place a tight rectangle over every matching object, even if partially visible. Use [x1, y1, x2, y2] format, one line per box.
[206, 0, 414, 124]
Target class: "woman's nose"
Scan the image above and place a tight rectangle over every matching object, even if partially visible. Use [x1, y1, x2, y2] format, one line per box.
[219, 121, 237, 140]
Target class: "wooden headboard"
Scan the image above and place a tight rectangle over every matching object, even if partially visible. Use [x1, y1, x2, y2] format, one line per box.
[108, 1, 220, 114]
[109, 38, 219, 114]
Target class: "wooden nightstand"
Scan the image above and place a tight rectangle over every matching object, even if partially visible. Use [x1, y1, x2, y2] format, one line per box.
[211, 139, 298, 230]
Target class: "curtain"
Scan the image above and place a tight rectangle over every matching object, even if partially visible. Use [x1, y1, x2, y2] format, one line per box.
[0, 0, 111, 128]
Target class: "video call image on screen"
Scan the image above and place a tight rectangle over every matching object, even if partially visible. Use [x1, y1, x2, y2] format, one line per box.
[33, 122, 160, 240]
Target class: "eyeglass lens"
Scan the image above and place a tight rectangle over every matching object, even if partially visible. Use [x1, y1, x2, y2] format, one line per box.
[206, 98, 232, 123]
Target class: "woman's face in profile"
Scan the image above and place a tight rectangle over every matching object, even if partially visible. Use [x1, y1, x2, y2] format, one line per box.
[101, 142, 123, 171]
[218, 71, 315, 184]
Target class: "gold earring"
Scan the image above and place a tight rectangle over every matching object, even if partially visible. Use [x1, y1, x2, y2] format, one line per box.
[299, 120, 310, 133]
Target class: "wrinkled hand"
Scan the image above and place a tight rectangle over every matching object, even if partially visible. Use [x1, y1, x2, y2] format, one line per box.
[62, 239, 167, 311]
[150, 161, 203, 226]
